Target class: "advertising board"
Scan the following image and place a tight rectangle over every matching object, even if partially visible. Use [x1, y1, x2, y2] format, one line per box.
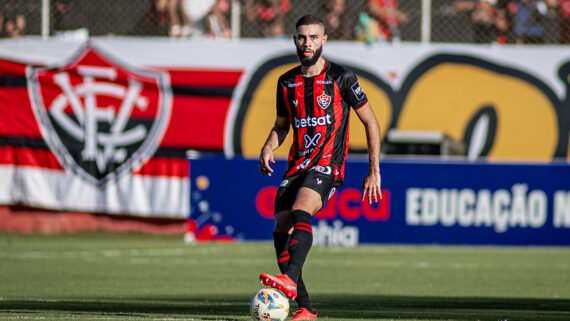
[189, 157, 570, 245]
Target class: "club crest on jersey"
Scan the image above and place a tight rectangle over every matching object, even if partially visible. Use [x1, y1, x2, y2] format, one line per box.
[27, 44, 173, 186]
[317, 92, 331, 110]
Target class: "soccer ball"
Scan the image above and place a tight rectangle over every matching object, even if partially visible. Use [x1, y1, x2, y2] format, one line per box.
[249, 288, 289, 321]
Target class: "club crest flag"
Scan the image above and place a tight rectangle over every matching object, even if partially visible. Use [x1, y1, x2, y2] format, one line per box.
[27, 44, 173, 186]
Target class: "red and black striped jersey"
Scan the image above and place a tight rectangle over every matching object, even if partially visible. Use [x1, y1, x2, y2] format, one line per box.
[276, 59, 368, 185]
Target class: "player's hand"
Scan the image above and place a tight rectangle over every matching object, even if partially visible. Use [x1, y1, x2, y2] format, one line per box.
[259, 147, 275, 176]
[361, 170, 382, 204]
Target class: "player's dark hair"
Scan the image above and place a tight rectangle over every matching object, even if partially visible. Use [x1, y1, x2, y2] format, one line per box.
[295, 15, 325, 32]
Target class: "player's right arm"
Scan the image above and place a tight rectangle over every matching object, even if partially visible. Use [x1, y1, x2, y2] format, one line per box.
[259, 116, 290, 176]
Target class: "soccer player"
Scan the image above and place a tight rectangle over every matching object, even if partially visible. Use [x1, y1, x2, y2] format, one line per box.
[258, 14, 382, 320]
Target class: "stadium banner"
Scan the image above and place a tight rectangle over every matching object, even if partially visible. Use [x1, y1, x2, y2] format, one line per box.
[0, 38, 568, 217]
[0, 42, 244, 217]
[188, 157, 570, 245]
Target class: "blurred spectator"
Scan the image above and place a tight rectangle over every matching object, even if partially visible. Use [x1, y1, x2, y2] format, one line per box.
[53, 0, 76, 32]
[0, 3, 26, 38]
[245, 0, 291, 38]
[168, 0, 192, 37]
[543, 0, 560, 43]
[316, 0, 357, 40]
[133, 0, 170, 36]
[366, 0, 408, 42]
[183, 0, 215, 36]
[205, 0, 231, 38]
[494, 7, 511, 43]
[509, 0, 546, 43]
[560, 0, 570, 42]
[454, 0, 508, 43]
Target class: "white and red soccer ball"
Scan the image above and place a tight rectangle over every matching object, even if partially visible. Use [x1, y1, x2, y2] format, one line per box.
[249, 288, 289, 321]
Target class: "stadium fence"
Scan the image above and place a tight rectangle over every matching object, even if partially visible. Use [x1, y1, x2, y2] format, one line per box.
[0, 0, 568, 44]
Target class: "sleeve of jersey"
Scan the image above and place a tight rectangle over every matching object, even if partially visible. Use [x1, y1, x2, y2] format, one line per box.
[276, 79, 289, 117]
[342, 71, 368, 110]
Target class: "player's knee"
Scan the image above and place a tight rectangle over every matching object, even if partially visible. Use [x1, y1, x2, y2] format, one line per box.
[274, 223, 293, 234]
[292, 188, 323, 214]
[291, 200, 321, 215]
[274, 225, 293, 234]
[274, 211, 293, 234]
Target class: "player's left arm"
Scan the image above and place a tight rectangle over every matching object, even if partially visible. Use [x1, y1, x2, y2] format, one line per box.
[354, 102, 382, 204]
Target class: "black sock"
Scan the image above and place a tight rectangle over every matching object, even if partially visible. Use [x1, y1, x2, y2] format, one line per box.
[273, 231, 313, 312]
[273, 232, 313, 313]
[295, 271, 314, 312]
[286, 210, 313, 284]
[273, 232, 290, 274]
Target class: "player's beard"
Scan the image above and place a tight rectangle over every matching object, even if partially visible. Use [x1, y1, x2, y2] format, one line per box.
[297, 46, 322, 67]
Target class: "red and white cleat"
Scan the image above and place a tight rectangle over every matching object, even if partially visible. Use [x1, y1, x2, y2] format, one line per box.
[259, 273, 298, 300]
[291, 308, 318, 320]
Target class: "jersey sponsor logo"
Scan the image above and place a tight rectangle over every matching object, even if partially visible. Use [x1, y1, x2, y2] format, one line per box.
[294, 115, 332, 128]
[316, 80, 333, 85]
[317, 92, 332, 109]
[351, 82, 366, 101]
[27, 45, 172, 186]
[296, 158, 311, 170]
[310, 165, 332, 175]
[303, 133, 322, 149]
[299, 146, 321, 156]
[288, 81, 303, 88]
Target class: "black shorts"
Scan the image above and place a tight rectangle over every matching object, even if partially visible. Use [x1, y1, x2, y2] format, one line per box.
[274, 168, 337, 213]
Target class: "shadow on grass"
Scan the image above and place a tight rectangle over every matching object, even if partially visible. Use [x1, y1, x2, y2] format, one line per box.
[1, 294, 569, 320]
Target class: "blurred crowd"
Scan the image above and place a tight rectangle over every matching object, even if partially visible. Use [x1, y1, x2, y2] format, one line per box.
[137, 0, 232, 38]
[136, 0, 570, 44]
[453, 0, 570, 44]
[136, 0, 407, 40]
[0, 0, 568, 44]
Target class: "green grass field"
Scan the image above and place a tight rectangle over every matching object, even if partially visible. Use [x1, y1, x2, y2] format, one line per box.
[0, 233, 569, 321]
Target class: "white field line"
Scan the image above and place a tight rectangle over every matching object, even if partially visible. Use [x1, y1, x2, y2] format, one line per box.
[0, 298, 244, 306]
[122, 257, 271, 265]
[1, 247, 568, 270]
[0, 316, 222, 321]
[0, 247, 218, 259]
[114, 255, 566, 271]
[0, 316, 203, 321]
[312, 259, 570, 270]
[0, 317, 47, 320]
[0, 298, 245, 320]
